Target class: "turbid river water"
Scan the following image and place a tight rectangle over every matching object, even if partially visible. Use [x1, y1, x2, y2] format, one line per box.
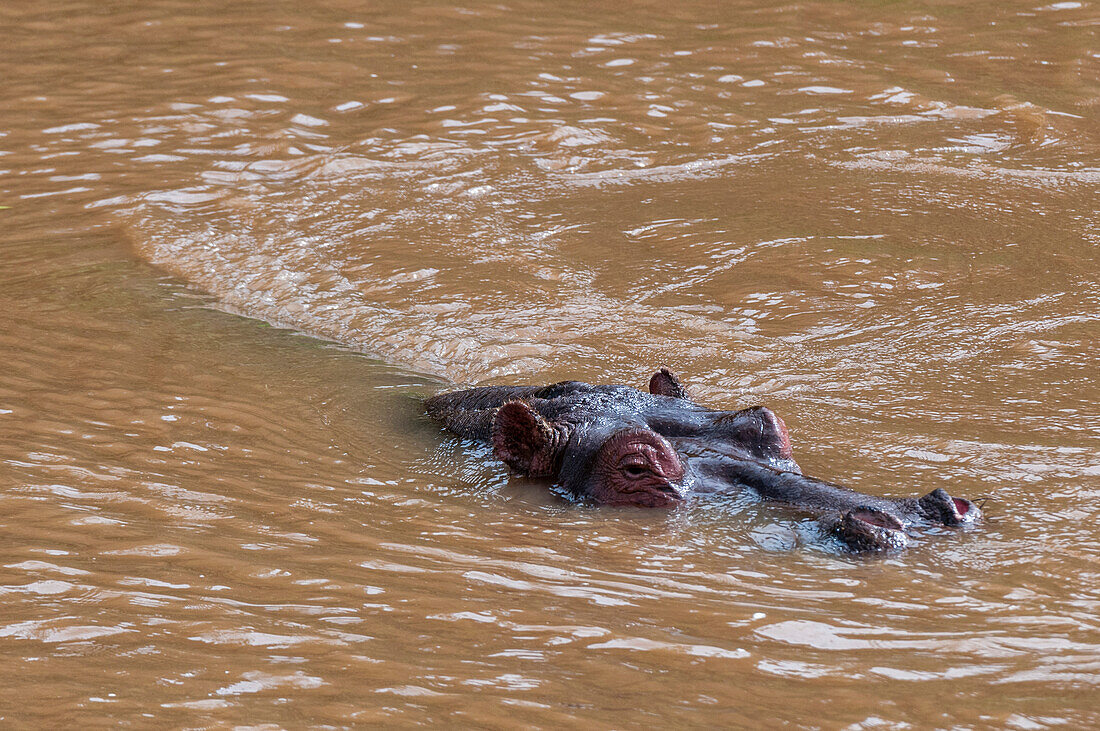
[1, 0, 1098, 726]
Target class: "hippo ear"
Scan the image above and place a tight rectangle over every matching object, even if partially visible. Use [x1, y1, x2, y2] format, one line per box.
[492, 401, 563, 477]
[649, 367, 691, 400]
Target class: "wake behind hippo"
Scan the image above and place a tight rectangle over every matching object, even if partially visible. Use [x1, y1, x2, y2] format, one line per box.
[425, 368, 981, 553]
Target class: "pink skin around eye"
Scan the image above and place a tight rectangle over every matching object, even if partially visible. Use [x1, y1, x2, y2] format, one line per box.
[587, 430, 685, 508]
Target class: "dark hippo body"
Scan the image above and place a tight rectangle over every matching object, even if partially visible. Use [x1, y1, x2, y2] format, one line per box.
[425, 369, 981, 553]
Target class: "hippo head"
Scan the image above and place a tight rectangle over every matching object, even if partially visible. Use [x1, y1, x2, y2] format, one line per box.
[488, 380, 796, 508]
[427, 368, 984, 553]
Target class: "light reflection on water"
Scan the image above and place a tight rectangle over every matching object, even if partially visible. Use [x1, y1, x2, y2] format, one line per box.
[0, 0, 1098, 726]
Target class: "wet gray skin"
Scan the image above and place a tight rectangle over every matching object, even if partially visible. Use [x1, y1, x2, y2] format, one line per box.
[425, 368, 981, 553]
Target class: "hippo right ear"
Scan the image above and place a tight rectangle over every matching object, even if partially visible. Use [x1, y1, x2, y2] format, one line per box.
[492, 401, 564, 477]
[649, 367, 691, 400]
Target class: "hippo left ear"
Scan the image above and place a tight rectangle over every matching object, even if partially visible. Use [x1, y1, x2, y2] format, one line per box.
[649, 367, 691, 400]
[492, 401, 564, 477]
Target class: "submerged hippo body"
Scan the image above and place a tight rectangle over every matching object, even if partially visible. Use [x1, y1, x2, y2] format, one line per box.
[425, 369, 981, 553]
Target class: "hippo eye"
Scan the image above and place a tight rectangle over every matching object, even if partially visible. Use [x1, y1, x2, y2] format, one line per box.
[621, 463, 649, 479]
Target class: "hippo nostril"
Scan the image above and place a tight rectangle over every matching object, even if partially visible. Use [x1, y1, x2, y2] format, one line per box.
[851, 507, 905, 531]
[952, 496, 982, 523]
[835, 507, 909, 552]
[918, 488, 977, 525]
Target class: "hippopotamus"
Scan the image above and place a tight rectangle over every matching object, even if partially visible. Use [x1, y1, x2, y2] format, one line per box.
[424, 368, 981, 553]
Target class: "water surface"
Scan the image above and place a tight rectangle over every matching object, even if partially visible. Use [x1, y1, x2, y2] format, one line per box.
[1, 0, 1098, 726]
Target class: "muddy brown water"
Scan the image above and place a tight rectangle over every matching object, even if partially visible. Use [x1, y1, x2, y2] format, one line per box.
[1, 0, 1098, 726]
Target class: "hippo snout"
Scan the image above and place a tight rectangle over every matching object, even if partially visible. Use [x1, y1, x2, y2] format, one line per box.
[917, 488, 982, 526]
